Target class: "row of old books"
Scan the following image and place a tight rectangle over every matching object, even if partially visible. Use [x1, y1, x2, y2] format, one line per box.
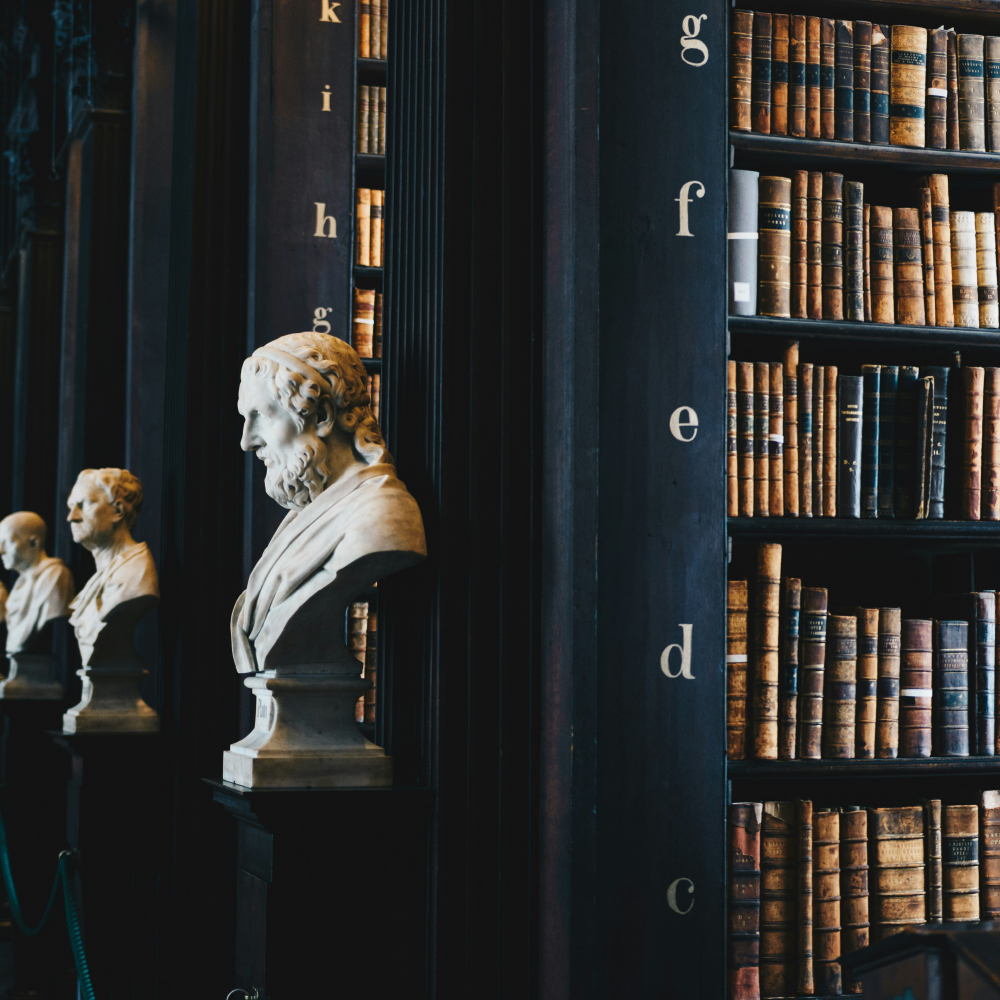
[367, 374, 381, 421]
[357, 86, 387, 155]
[356, 188, 386, 267]
[729, 796, 1000, 999]
[731, 15, 1000, 152]
[727, 347, 1000, 520]
[728, 544, 999, 761]
[358, 0, 388, 59]
[730, 169, 1000, 328]
[349, 601, 378, 725]
[352, 288, 384, 358]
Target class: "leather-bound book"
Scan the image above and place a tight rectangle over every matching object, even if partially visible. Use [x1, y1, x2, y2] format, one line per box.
[813, 366, 825, 516]
[877, 608, 902, 758]
[813, 809, 842, 994]
[976, 213, 999, 328]
[364, 610, 377, 724]
[760, 802, 796, 998]
[784, 342, 799, 516]
[807, 17, 822, 138]
[369, 373, 380, 420]
[855, 607, 879, 757]
[821, 19, 836, 139]
[350, 602, 369, 723]
[921, 188, 937, 326]
[871, 24, 890, 144]
[376, 87, 386, 155]
[356, 187, 372, 265]
[971, 591, 997, 754]
[807, 172, 824, 319]
[729, 362, 738, 517]
[854, 21, 872, 144]
[371, 189, 384, 266]
[359, 0, 370, 56]
[870, 205, 896, 324]
[893, 207, 926, 326]
[752, 12, 773, 133]
[878, 366, 898, 518]
[778, 578, 801, 759]
[958, 34, 986, 151]
[868, 805, 926, 943]
[983, 369, 1000, 520]
[926, 29, 948, 149]
[964, 366, 985, 520]
[791, 172, 808, 318]
[822, 173, 845, 321]
[948, 30, 960, 149]
[790, 16, 806, 137]
[835, 20, 854, 141]
[864, 203, 872, 320]
[352, 287, 376, 357]
[933, 620, 970, 756]
[824, 366, 839, 517]
[797, 800, 815, 995]
[900, 619, 933, 757]
[753, 543, 782, 759]
[728, 579, 750, 759]
[838, 376, 863, 519]
[840, 807, 869, 993]
[845, 181, 864, 321]
[373, 291, 383, 357]
[729, 802, 763, 1000]
[370, 0, 381, 58]
[755, 363, 771, 516]
[824, 615, 858, 758]
[923, 799, 943, 923]
[861, 365, 880, 518]
[922, 366, 949, 520]
[798, 587, 828, 760]
[378, 0, 387, 60]
[729, 169, 760, 315]
[758, 176, 792, 319]
[980, 791, 1000, 918]
[951, 210, 980, 328]
[800, 363, 814, 517]
[895, 367, 919, 518]
[771, 15, 789, 136]
[890, 26, 928, 148]
[739, 362, 755, 517]
[357, 85, 371, 154]
[914, 376, 934, 519]
[927, 175, 954, 327]
[943, 804, 980, 920]
[730, 14, 754, 131]
[769, 363, 784, 515]
[988, 37, 1000, 150]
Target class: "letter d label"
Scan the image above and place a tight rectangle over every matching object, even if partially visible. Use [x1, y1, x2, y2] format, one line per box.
[661, 624, 694, 679]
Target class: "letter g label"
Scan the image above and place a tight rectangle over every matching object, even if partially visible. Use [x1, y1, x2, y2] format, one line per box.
[680, 15, 709, 66]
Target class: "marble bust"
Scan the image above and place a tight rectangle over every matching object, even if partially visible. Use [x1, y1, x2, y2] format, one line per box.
[62, 468, 160, 732]
[0, 512, 75, 699]
[223, 331, 426, 788]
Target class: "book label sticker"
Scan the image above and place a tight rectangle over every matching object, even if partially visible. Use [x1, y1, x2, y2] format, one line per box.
[669, 406, 699, 441]
[733, 281, 750, 302]
[667, 878, 695, 913]
[676, 181, 705, 236]
[680, 15, 708, 66]
[661, 624, 694, 679]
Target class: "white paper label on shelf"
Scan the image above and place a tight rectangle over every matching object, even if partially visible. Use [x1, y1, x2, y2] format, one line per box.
[726, 654, 748, 663]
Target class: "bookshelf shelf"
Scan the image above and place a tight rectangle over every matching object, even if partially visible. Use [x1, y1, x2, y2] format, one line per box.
[354, 264, 383, 291]
[356, 57, 387, 81]
[727, 517, 1000, 543]
[356, 152, 385, 174]
[361, 357, 381, 372]
[729, 757, 1000, 778]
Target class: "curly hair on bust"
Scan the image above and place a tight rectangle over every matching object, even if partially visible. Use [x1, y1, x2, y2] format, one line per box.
[76, 469, 144, 530]
[241, 331, 389, 465]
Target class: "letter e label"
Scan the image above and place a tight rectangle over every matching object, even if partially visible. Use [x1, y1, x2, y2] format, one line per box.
[669, 406, 699, 441]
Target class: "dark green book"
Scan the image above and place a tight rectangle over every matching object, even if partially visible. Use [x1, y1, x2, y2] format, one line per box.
[861, 365, 881, 517]
[839, 375, 863, 518]
[835, 20, 855, 140]
[878, 365, 898, 518]
[921, 366, 949, 520]
[895, 366, 919, 518]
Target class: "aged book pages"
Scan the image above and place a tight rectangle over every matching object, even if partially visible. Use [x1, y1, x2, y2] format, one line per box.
[753, 544, 782, 759]
[834, 20, 854, 141]
[755, 363, 771, 516]
[900, 619, 933, 757]
[927, 28, 948, 148]
[951, 210, 979, 328]
[855, 607, 879, 757]
[783, 342, 799, 516]
[798, 588, 828, 759]
[933, 620, 970, 756]
[860, 366, 880, 519]
[727, 579, 750, 759]
[758, 176, 792, 318]
[823, 365, 838, 517]
[921, 188, 937, 325]
[790, 15, 806, 137]
[760, 802, 796, 998]
[729, 802, 763, 1000]
[876, 608, 902, 758]
[871, 24, 890, 144]
[878, 366, 898, 518]
[854, 21, 872, 144]
[927, 175, 954, 327]
[958, 34, 986, 151]
[983, 369, 1000, 520]
[821, 173, 845, 321]
[980, 791, 1000, 918]
[840, 807, 869, 993]
[976, 213, 999, 328]
[738, 362, 755, 517]
[964, 366, 985, 520]
[893, 207, 926, 326]
[870, 205, 895, 324]
[845, 181, 864, 321]
[778, 578, 801, 760]
[813, 809, 842, 994]
[807, 17, 822, 138]
[922, 798, 943, 923]
[771, 15, 789, 136]
[729, 361, 738, 517]
[948, 29, 960, 149]
[890, 25, 928, 147]
[823, 615, 858, 757]
[791, 171, 808, 318]
[943, 804, 980, 921]
[752, 12, 773, 133]
[797, 800, 815, 995]
[807, 172, 824, 319]
[821, 19, 836, 139]
[868, 805, 926, 942]
[769, 363, 784, 516]
[799, 363, 814, 517]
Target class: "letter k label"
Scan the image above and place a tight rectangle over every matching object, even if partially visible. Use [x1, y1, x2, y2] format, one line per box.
[320, 0, 342, 22]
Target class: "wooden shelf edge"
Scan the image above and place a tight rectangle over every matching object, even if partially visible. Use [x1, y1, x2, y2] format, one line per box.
[357, 57, 387, 76]
[355, 152, 385, 172]
[361, 357, 382, 371]
[729, 315, 1000, 349]
[729, 757, 1000, 778]
[728, 517, 1000, 542]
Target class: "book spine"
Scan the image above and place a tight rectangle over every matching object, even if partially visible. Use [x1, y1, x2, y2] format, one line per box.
[370, 0, 381, 57]
[373, 291, 383, 357]
[729, 169, 760, 316]
[855, 608, 879, 758]
[864, 203, 872, 320]
[356, 187, 372, 265]
[370, 189, 383, 266]
[890, 25, 928, 148]
[783, 341, 799, 516]
[845, 181, 864, 321]
[871, 24, 890, 144]
[878, 366, 898, 518]
[729, 802, 763, 1000]
[929, 174, 955, 327]
[807, 172, 824, 319]
[352, 287, 376, 357]
[921, 187, 937, 325]
[798, 588, 828, 760]
[727, 580, 750, 759]
[860, 366, 880, 519]
[959, 34, 986, 151]
[876, 608, 902, 758]
[835, 20, 854, 141]
[893, 206, 926, 326]
[813, 366, 825, 518]
[948, 29, 961, 149]
[755, 363, 771, 516]
[797, 800, 814, 995]
[376, 87, 386, 154]
[778, 579, 801, 760]
[790, 16, 806, 138]
[980, 791, 1000, 918]
[854, 21, 872, 144]
[729, 361, 739, 517]
[753, 543, 782, 759]
[977, 212, 999, 328]
[868, 805, 926, 943]
[752, 13, 773, 133]
[791, 171, 807, 318]
[760, 802, 796, 998]
[952, 210, 980, 328]
[738, 362, 755, 517]
[838, 375, 863, 519]
[943, 804, 980, 920]
[813, 809, 842, 995]
[974, 592, 996, 755]
[357, 85, 370, 153]
[364, 609, 377, 723]
[840, 807, 869, 993]
[359, 0, 370, 57]
[870, 205, 896, 324]
[771, 15, 789, 136]
[988, 37, 1000, 150]
[927, 28, 948, 148]
[915, 376, 934, 518]
[823, 615, 858, 758]
[807, 17, 821, 139]
[822, 172, 844, 321]
[923, 365, 949, 520]
[965, 366, 986, 520]
[799, 364, 814, 517]
[895, 366, 919, 517]
[900, 619, 933, 757]
[379, 0, 387, 59]
[821, 19, 835, 139]
[824, 365, 839, 517]
[934, 620, 970, 756]
[923, 799, 943, 922]
[984, 369, 1000, 520]
[757, 175, 792, 319]
[769, 363, 784, 516]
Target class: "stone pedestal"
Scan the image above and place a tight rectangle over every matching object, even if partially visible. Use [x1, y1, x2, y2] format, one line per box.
[62, 665, 159, 733]
[0, 653, 64, 699]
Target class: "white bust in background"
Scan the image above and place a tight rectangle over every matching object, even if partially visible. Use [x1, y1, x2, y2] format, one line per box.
[232, 331, 426, 673]
[0, 512, 75, 654]
[66, 468, 159, 666]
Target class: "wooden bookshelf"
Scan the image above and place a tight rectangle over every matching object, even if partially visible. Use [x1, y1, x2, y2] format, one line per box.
[730, 757, 1000, 778]
[729, 518, 1000, 543]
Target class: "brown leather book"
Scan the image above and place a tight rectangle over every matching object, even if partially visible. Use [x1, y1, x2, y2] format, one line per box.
[807, 172, 824, 319]
[872, 24, 890, 144]
[729, 802, 763, 1000]
[758, 176, 792, 318]
[845, 181, 864, 321]
[952, 210, 980, 329]
[933, 620, 970, 756]
[921, 188, 937, 325]
[797, 800, 815, 994]
[755, 362, 771, 516]
[840, 807, 869, 993]
[364, 610, 377, 724]
[791, 171, 808, 319]
[980, 791, 1000, 920]
[877, 608, 902, 758]
[799, 363, 814, 518]
[964, 367, 986, 520]
[350, 601, 369, 723]
[983, 368, 1000, 520]
[813, 809, 842, 994]
[870, 205, 896, 324]
[823, 616, 858, 758]
[760, 802, 796, 998]
[813, 366, 825, 514]
[753, 544, 782, 759]
[820, 19, 835, 140]
[926, 175, 954, 327]
[824, 365, 838, 517]
[352, 287, 376, 357]
[369, 0, 381, 58]
[835, 20, 854, 141]
[739, 362, 755, 517]
[943, 804, 980, 921]
[790, 15, 806, 138]
[729, 361, 739, 517]
[854, 21, 872, 145]
[822, 173, 845, 321]
[378, 0, 387, 59]
[915, 376, 934, 519]
[769, 363, 784, 516]
[356, 188, 372, 265]
[988, 37, 1000, 151]
[374, 291, 383, 357]
[728, 580, 750, 759]
[922, 798, 943, 922]
[959, 34, 987, 152]
[370, 189, 384, 266]
[893, 207, 926, 326]
[948, 29, 960, 149]
[730, 10, 754, 131]
[806, 17, 821, 139]
[752, 12, 773, 133]
[900, 619, 933, 757]
[927, 28, 948, 149]
[855, 607, 878, 758]
[784, 342, 799, 516]
[890, 26, 928, 147]
[357, 85, 371, 154]
[864, 203, 872, 320]
[798, 588, 828, 760]
[359, 0, 370, 56]
[778, 578, 801, 759]
[771, 15, 789, 136]
[977, 212, 999, 328]
[868, 805, 926, 943]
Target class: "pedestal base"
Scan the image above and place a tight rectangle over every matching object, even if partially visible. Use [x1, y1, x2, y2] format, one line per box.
[62, 666, 160, 733]
[0, 653, 64, 700]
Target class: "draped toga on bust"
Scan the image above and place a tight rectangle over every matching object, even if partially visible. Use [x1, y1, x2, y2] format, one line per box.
[5, 557, 75, 654]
